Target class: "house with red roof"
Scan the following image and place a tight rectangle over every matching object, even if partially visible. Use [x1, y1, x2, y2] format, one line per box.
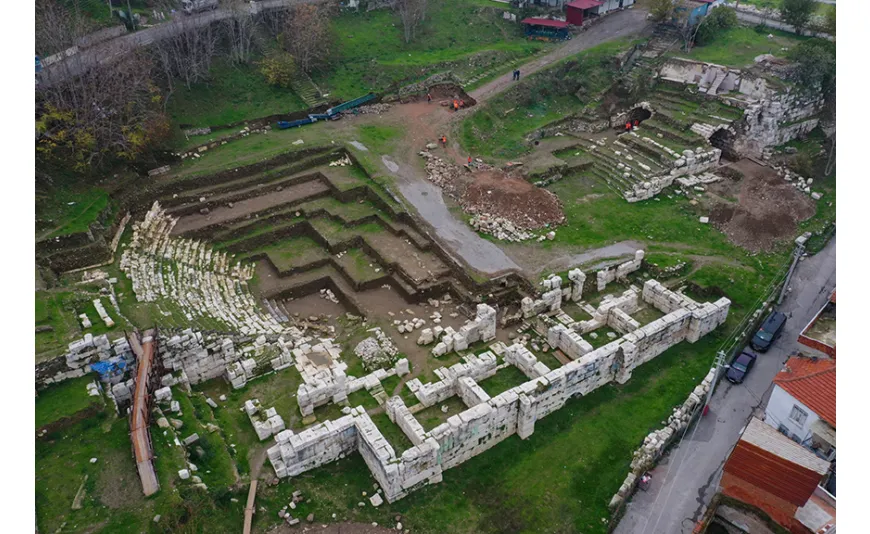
[718, 417, 834, 534]
[764, 356, 836, 462]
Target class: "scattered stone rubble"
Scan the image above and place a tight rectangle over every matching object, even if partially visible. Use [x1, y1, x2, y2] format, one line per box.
[92, 298, 114, 327]
[266, 277, 730, 504]
[469, 214, 536, 242]
[328, 154, 352, 167]
[773, 164, 824, 200]
[354, 327, 399, 371]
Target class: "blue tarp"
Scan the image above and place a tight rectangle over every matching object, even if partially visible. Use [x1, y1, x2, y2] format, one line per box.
[91, 359, 126, 377]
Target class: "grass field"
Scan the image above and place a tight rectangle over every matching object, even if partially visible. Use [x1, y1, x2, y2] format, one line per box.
[36, 375, 103, 429]
[36, 188, 109, 240]
[670, 26, 807, 68]
[313, 0, 545, 100]
[166, 59, 309, 128]
[459, 39, 633, 159]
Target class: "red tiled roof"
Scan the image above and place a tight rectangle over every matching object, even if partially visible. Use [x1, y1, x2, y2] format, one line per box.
[566, 0, 604, 9]
[774, 357, 836, 427]
[520, 18, 570, 28]
[723, 418, 829, 507]
[830, 290, 835, 304]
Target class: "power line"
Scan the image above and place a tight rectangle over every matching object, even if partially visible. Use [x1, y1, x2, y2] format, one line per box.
[640, 253, 794, 534]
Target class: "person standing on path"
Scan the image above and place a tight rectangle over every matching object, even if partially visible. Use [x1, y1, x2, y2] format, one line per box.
[516, 70, 520, 81]
[427, 92, 432, 104]
[441, 135, 447, 148]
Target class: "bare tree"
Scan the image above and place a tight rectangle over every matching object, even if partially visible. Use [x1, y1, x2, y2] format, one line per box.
[394, 0, 428, 44]
[224, 0, 258, 64]
[36, 50, 169, 169]
[152, 15, 220, 90]
[35, 0, 95, 57]
[282, 3, 333, 74]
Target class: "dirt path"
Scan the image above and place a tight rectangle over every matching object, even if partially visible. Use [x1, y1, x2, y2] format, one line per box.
[469, 7, 652, 102]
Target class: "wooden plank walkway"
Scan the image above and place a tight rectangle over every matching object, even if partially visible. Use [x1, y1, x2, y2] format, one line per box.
[129, 329, 160, 497]
[243, 480, 258, 534]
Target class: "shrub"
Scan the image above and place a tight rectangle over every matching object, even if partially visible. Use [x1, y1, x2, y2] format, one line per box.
[695, 7, 738, 46]
[259, 52, 296, 88]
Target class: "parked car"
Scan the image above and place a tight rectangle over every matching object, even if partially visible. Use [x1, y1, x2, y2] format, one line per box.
[750, 311, 787, 352]
[182, 0, 218, 15]
[726, 350, 758, 384]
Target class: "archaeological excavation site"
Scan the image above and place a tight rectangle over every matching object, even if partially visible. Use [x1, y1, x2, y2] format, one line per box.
[33, 2, 837, 533]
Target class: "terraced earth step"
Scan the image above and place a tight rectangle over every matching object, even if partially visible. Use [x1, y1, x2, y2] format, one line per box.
[169, 180, 332, 236]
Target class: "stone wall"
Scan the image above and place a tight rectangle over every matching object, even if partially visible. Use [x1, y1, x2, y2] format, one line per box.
[37, 333, 134, 387]
[267, 279, 731, 504]
[406, 352, 498, 407]
[432, 304, 497, 356]
[159, 329, 237, 385]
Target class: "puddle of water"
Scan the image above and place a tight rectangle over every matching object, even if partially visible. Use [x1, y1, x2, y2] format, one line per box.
[349, 141, 369, 152]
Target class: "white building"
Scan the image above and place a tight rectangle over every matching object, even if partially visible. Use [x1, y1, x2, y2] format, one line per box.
[764, 356, 836, 461]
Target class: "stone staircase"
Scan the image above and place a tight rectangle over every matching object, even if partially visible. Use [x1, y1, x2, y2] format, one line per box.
[291, 70, 328, 108]
[573, 132, 676, 197]
[704, 71, 727, 96]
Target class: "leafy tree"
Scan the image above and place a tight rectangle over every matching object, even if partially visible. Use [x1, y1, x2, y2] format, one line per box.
[822, 6, 835, 36]
[394, 0, 428, 44]
[259, 52, 297, 88]
[787, 39, 835, 96]
[694, 7, 738, 46]
[780, 0, 817, 35]
[649, 0, 675, 23]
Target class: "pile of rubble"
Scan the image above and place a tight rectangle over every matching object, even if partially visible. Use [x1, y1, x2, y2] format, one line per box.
[469, 214, 537, 242]
[328, 154, 352, 167]
[319, 288, 340, 304]
[419, 150, 463, 195]
[347, 103, 391, 115]
[277, 489, 308, 526]
[354, 327, 399, 371]
[419, 151, 565, 241]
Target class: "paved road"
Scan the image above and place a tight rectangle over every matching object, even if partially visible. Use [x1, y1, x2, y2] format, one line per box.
[614, 235, 836, 534]
[470, 7, 652, 102]
[734, 11, 832, 39]
[38, 0, 313, 86]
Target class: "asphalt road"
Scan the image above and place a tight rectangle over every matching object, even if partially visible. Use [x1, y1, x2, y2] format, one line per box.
[38, 0, 312, 86]
[734, 11, 832, 40]
[470, 7, 652, 102]
[614, 234, 836, 534]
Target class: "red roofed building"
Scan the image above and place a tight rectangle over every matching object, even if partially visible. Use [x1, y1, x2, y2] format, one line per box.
[565, 0, 603, 25]
[764, 356, 836, 461]
[719, 418, 834, 534]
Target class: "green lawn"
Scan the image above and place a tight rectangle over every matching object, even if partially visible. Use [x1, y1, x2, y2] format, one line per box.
[671, 26, 808, 68]
[37, 188, 109, 240]
[166, 59, 308, 128]
[313, 0, 545, 100]
[479, 365, 532, 398]
[36, 375, 103, 428]
[459, 39, 633, 159]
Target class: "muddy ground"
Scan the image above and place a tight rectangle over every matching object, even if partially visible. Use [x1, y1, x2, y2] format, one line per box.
[704, 159, 815, 252]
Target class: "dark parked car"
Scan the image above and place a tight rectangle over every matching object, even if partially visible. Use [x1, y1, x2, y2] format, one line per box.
[726, 350, 758, 384]
[750, 311, 787, 352]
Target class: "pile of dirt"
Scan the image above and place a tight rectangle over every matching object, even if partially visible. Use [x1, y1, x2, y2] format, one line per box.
[706, 159, 815, 252]
[462, 170, 564, 230]
[419, 151, 564, 231]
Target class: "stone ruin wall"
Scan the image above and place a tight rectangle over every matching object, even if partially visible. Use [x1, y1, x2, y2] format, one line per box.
[267, 279, 731, 503]
[658, 58, 826, 160]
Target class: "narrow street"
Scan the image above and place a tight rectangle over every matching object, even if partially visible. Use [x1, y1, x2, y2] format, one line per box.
[614, 235, 837, 534]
